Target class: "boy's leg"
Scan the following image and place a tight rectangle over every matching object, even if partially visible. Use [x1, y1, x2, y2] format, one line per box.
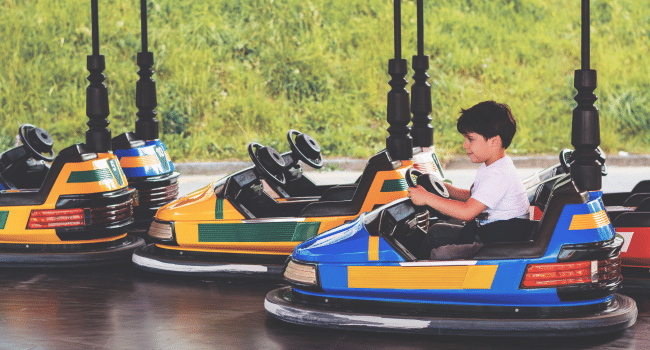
[475, 218, 535, 243]
[416, 223, 463, 260]
[455, 220, 479, 244]
[430, 241, 483, 260]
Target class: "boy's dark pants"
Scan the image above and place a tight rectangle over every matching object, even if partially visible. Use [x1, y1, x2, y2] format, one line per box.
[416, 218, 532, 260]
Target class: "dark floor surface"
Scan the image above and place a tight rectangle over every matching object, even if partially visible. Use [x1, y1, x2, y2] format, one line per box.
[0, 263, 648, 350]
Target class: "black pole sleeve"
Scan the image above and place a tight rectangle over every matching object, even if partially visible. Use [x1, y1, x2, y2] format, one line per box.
[86, 0, 111, 153]
[135, 0, 159, 140]
[571, 0, 600, 191]
[410, 0, 432, 147]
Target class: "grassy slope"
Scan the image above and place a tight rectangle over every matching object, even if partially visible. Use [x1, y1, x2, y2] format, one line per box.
[0, 0, 648, 162]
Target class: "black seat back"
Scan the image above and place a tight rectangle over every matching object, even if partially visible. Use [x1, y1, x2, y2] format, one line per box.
[623, 193, 650, 207]
[0, 144, 96, 207]
[635, 198, 650, 212]
[299, 150, 398, 217]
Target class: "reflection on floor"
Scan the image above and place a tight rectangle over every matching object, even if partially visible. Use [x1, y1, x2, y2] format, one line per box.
[0, 264, 647, 350]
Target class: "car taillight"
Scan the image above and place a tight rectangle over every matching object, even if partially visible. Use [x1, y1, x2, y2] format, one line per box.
[137, 182, 179, 207]
[284, 260, 318, 286]
[28, 208, 85, 229]
[89, 201, 133, 225]
[598, 257, 621, 281]
[521, 258, 621, 288]
[148, 220, 173, 240]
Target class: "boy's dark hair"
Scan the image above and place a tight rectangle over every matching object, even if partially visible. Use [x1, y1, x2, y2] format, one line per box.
[456, 101, 516, 149]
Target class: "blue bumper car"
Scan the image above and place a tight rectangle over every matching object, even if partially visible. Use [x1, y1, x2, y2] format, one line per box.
[112, 134, 180, 235]
[265, 174, 637, 336]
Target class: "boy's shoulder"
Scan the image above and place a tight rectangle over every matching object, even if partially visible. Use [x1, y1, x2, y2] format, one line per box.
[480, 156, 515, 172]
[476, 156, 519, 183]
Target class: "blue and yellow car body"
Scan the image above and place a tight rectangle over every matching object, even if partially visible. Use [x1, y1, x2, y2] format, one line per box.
[112, 133, 180, 235]
[265, 175, 637, 336]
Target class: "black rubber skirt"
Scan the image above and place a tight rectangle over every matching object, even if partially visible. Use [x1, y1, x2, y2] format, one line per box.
[620, 267, 650, 294]
[132, 243, 286, 279]
[265, 286, 638, 337]
[0, 235, 145, 268]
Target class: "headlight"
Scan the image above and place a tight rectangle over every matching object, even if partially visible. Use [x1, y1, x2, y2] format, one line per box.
[148, 220, 173, 240]
[284, 260, 318, 286]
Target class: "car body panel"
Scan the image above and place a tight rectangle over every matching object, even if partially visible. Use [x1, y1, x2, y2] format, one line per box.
[151, 159, 414, 255]
[288, 192, 617, 307]
[0, 153, 130, 244]
[114, 140, 174, 178]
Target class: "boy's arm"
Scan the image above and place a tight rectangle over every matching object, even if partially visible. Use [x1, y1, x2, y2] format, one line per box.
[444, 183, 471, 201]
[408, 185, 486, 222]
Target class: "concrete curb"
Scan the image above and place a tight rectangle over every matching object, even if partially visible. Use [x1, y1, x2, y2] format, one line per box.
[174, 155, 650, 175]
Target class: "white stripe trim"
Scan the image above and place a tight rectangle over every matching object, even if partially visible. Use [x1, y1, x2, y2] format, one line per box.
[399, 260, 478, 267]
[241, 218, 306, 223]
[132, 254, 268, 273]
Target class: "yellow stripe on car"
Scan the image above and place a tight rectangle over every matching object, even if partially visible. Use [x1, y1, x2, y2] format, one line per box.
[347, 265, 498, 289]
[119, 154, 161, 168]
[368, 236, 379, 261]
[569, 210, 610, 230]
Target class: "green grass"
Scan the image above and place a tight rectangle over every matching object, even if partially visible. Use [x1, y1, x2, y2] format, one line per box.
[1, 0, 649, 162]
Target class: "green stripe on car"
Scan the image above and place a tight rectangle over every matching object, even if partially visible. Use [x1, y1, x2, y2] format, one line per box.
[0, 211, 8, 229]
[154, 146, 171, 172]
[107, 159, 124, 186]
[67, 169, 114, 183]
[380, 179, 408, 192]
[215, 199, 223, 220]
[198, 221, 321, 242]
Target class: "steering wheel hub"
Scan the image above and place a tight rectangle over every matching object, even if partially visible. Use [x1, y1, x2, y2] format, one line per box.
[19, 124, 55, 162]
[287, 129, 324, 169]
[258, 146, 287, 173]
[248, 142, 287, 185]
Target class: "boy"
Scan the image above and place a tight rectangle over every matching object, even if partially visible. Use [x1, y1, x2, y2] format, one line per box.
[407, 101, 530, 260]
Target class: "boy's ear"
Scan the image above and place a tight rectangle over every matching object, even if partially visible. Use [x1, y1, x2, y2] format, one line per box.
[489, 135, 503, 148]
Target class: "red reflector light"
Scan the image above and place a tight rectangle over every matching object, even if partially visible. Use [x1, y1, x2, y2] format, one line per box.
[28, 208, 85, 229]
[598, 257, 621, 282]
[522, 258, 622, 289]
[522, 261, 594, 288]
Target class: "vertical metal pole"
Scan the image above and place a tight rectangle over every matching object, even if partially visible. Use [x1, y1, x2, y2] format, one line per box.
[141, 0, 148, 53]
[394, 1, 402, 60]
[91, 0, 99, 56]
[581, 0, 590, 70]
[386, 0, 413, 160]
[135, 0, 159, 140]
[571, 0, 601, 191]
[417, 0, 423, 57]
[410, 0, 433, 147]
[86, 0, 111, 153]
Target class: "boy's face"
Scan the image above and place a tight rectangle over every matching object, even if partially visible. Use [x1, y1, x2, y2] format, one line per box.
[462, 132, 501, 164]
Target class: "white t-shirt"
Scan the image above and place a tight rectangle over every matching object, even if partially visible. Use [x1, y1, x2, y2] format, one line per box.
[470, 156, 529, 226]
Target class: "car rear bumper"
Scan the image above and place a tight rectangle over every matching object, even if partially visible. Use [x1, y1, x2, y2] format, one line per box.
[0, 235, 145, 268]
[265, 286, 637, 337]
[132, 243, 286, 279]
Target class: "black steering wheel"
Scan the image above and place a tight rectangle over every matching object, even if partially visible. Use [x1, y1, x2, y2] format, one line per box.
[559, 147, 607, 176]
[287, 129, 324, 169]
[248, 142, 287, 185]
[559, 148, 573, 174]
[405, 168, 449, 198]
[19, 124, 55, 162]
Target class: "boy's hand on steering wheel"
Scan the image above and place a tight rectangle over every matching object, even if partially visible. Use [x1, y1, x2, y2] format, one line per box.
[407, 185, 431, 206]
